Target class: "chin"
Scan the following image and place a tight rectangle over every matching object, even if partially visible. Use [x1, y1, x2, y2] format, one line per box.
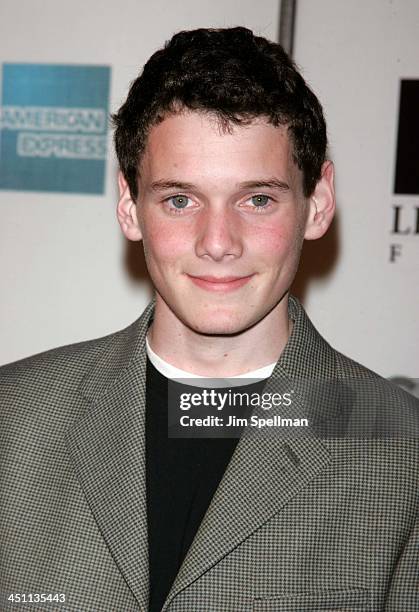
[190, 323, 247, 337]
[182, 309, 256, 337]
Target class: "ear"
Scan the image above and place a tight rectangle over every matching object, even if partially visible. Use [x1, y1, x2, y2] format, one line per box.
[304, 160, 336, 240]
[116, 171, 143, 241]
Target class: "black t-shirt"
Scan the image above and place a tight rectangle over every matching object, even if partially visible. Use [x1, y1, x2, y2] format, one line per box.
[145, 357, 267, 612]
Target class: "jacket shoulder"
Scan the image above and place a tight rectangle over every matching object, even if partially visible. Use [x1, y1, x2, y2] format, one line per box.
[332, 347, 419, 436]
[1, 325, 124, 383]
[0, 317, 144, 423]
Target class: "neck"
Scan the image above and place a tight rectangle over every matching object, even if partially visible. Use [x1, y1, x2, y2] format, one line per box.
[147, 294, 292, 377]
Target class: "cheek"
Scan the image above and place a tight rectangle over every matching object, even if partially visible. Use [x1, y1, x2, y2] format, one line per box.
[142, 218, 189, 263]
[249, 220, 302, 261]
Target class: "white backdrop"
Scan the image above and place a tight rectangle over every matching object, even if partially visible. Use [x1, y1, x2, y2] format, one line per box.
[292, 0, 419, 379]
[1, 0, 418, 378]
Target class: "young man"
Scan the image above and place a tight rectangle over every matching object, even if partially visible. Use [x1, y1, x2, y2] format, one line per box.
[1, 27, 418, 612]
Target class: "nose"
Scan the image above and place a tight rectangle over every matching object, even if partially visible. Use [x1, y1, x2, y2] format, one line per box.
[195, 205, 243, 261]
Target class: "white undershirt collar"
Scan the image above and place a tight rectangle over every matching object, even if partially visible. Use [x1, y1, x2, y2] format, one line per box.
[146, 335, 276, 385]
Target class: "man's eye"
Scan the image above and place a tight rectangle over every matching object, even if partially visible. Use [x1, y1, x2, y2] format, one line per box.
[250, 194, 270, 207]
[169, 195, 190, 209]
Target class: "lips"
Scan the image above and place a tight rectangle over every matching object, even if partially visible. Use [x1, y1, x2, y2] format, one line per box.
[187, 274, 254, 292]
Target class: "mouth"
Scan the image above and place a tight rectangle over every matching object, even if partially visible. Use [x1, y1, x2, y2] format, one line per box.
[186, 274, 254, 292]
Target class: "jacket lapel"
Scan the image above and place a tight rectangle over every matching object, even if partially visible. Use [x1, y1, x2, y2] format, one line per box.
[163, 296, 337, 608]
[65, 302, 154, 612]
[163, 378, 333, 606]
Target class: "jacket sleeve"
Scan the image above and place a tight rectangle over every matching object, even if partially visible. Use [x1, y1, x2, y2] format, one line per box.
[385, 513, 419, 610]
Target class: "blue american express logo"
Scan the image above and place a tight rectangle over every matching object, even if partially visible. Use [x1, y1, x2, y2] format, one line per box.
[0, 64, 111, 194]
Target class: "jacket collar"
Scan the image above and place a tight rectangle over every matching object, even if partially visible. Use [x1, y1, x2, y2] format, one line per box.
[66, 295, 334, 611]
[78, 295, 337, 405]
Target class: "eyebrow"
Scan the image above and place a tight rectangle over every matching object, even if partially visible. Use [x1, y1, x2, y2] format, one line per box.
[237, 179, 290, 191]
[149, 178, 290, 192]
[150, 180, 196, 192]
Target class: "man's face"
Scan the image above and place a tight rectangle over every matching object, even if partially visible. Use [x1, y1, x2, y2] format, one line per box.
[129, 111, 312, 336]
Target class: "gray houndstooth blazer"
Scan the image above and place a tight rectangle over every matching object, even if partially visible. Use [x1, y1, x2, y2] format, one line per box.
[1, 296, 418, 612]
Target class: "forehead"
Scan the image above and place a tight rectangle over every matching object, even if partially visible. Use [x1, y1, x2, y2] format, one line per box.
[139, 111, 302, 190]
